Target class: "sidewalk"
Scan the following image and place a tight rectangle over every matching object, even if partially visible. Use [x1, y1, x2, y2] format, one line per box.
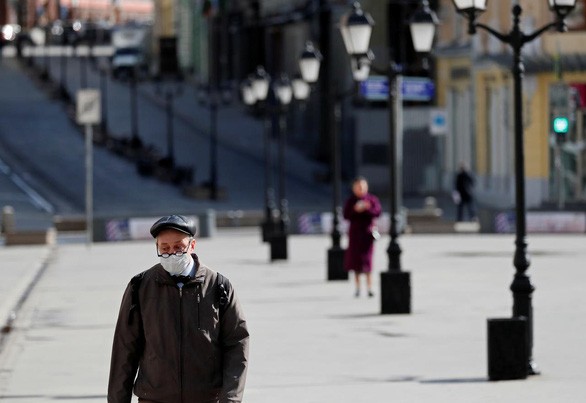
[0, 230, 584, 402]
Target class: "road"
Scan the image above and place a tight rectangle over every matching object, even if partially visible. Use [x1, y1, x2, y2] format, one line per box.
[0, 52, 332, 230]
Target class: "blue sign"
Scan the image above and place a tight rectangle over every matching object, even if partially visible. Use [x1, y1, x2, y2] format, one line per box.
[402, 77, 435, 101]
[359, 76, 435, 102]
[429, 108, 447, 135]
[359, 76, 388, 101]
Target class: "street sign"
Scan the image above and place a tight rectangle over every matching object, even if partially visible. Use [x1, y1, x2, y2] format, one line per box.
[429, 108, 447, 135]
[359, 75, 435, 102]
[76, 89, 101, 125]
[360, 76, 388, 101]
[401, 76, 435, 101]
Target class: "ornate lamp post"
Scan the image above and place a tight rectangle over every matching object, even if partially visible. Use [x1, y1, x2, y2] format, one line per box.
[58, 45, 71, 101]
[196, 84, 230, 200]
[242, 66, 276, 243]
[130, 67, 142, 149]
[340, 1, 437, 313]
[154, 73, 183, 168]
[270, 73, 294, 261]
[301, 40, 354, 281]
[242, 43, 318, 257]
[452, 0, 577, 377]
[98, 57, 109, 139]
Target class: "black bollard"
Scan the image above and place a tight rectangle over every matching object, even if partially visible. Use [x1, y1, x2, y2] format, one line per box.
[487, 317, 528, 381]
[380, 271, 411, 314]
[327, 247, 348, 280]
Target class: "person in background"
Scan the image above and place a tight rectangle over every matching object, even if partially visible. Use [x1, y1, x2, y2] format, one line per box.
[343, 176, 382, 297]
[454, 162, 477, 222]
[108, 214, 249, 403]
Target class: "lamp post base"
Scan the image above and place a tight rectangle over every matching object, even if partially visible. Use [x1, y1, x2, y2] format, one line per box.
[327, 246, 348, 281]
[261, 219, 277, 243]
[269, 232, 288, 261]
[487, 317, 528, 381]
[380, 271, 411, 314]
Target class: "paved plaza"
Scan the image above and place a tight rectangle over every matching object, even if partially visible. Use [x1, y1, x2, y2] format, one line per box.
[1, 229, 585, 402]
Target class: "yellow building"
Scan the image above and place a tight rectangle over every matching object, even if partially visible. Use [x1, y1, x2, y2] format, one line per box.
[435, 0, 586, 208]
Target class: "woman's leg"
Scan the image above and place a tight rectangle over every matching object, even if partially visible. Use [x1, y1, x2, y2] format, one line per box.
[366, 272, 374, 297]
[354, 271, 361, 296]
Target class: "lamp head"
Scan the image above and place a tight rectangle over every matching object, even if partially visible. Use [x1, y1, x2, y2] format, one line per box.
[452, 0, 487, 34]
[292, 75, 311, 101]
[274, 74, 292, 106]
[252, 66, 270, 101]
[241, 76, 256, 106]
[549, 0, 577, 32]
[299, 41, 322, 84]
[339, 2, 374, 56]
[410, 0, 439, 53]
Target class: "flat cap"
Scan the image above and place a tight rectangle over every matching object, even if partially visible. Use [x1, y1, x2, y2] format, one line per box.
[150, 215, 197, 238]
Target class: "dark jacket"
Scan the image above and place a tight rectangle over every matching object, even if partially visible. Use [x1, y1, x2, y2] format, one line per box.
[343, 193, 382, 272]
[108, 254, 249, 403]
[455, 169, 475, 202]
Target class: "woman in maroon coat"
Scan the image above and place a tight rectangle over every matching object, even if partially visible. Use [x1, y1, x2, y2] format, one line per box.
[343, 176, 382, 297]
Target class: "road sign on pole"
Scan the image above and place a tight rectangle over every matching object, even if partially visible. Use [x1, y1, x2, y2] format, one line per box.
[76, 89, 100, 245]
[76, 89, 101, 125]
[429, 108, 447, 135]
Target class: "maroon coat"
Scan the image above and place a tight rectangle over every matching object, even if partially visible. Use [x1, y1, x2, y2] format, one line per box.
[343, 193, 382, 273]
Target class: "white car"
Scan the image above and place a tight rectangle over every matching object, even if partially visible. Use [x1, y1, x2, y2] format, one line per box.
[111, 47, 148, 79]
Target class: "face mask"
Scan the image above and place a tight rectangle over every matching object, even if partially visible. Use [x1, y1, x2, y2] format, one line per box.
[160, 253, 192, 276]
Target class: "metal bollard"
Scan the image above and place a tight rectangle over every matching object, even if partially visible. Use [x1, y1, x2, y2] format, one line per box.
[198, 209, 217, 238]
[1, 205, 15, 234]
[487, 317, 528, 380]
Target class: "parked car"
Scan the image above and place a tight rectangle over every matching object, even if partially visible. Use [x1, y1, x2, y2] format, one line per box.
[111, 47, 149, 79]
[110, 25, 151, 80]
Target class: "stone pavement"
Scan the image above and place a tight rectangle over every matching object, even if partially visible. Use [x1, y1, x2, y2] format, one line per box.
[1, 230, 585, 402]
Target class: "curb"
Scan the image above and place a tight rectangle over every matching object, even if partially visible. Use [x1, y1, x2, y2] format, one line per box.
[0, 245, 55, 350]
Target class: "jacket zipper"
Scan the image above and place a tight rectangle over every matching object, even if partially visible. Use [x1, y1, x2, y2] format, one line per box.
[196, 283, 201, 330]
[178, 284, 183, 403]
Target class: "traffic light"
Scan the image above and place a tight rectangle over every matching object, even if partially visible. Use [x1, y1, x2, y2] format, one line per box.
[552, 115, 570, 136]
[549, 83, 573, 142]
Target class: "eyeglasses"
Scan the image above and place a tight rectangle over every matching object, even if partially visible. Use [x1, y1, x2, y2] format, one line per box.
[156, 242, 191, 258]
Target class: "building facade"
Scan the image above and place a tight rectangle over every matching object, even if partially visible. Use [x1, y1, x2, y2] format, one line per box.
[434, 0, 586, 209]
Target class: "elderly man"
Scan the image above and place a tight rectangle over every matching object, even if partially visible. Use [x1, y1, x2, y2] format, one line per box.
[108, 215, 249, 403]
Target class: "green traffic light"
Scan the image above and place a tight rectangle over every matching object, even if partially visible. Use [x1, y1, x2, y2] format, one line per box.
[553, 116, 569, 134]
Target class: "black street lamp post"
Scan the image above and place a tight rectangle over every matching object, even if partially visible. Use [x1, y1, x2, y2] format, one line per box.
[59, 45, 70, 101]
[155, 75, 183, 167]
[196, 84, 227, 201]
[78, 44, 88, 89]
[242, 44, 317, 260]
[209, 94, 219, 200]
[452, 0, 577, 378]
[243, 66, 277, 243]
[165, 90, 175, 164]
[326, 90, 347, 280]
[40, 27, 49, 81]
[99, 58, 109, 138]
[130, 70, 142, 149]
[242, 42, 319, 251]
[340, 1, 437, 314]
[270, 74, 293, 261]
